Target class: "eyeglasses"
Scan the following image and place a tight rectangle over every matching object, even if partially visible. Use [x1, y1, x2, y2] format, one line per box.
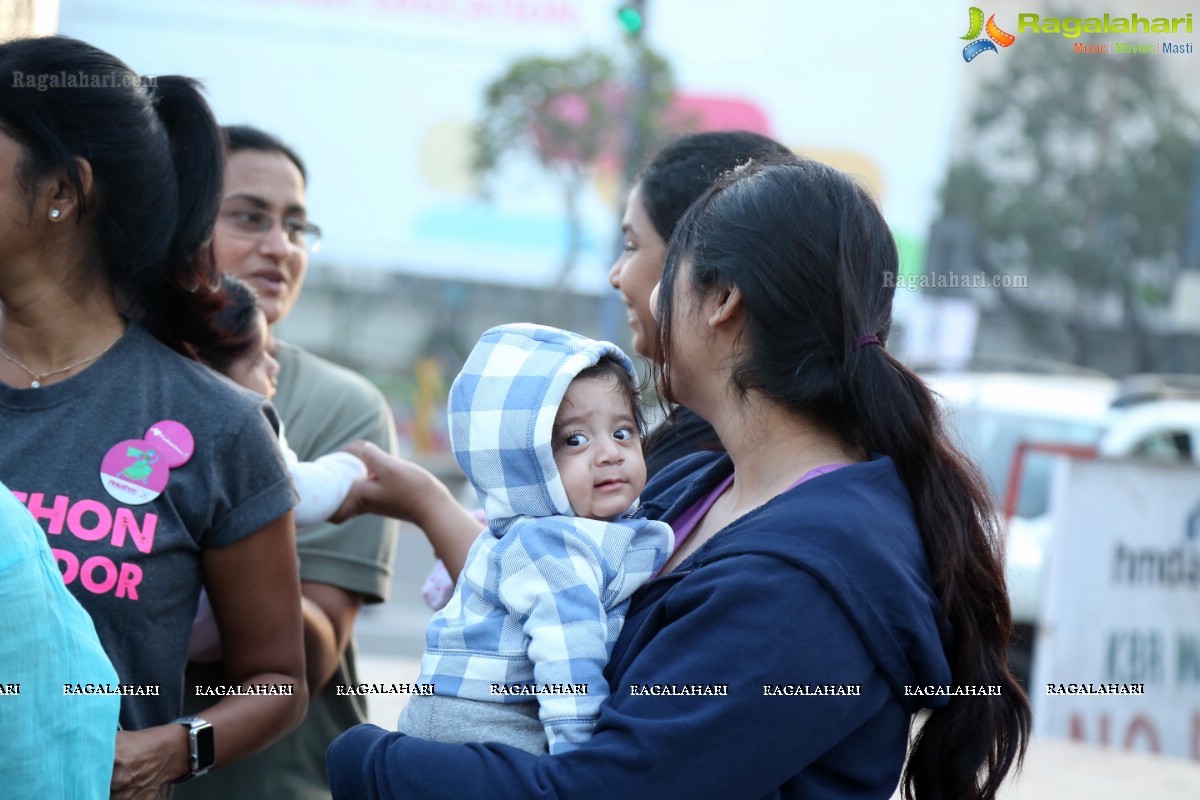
[219, 206, 322, 254]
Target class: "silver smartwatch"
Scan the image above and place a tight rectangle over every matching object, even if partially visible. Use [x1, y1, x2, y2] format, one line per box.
[172, 715, 215, 781]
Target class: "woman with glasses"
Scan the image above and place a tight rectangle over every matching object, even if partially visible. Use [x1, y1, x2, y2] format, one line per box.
[220, 205, 321, 259]
[212, 127, 322, 326]
[178, 126, 401, 800]
[0, 37, 306, 797]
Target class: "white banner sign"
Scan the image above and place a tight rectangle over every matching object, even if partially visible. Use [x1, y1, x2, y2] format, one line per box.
[1032, 457, 1200, 760]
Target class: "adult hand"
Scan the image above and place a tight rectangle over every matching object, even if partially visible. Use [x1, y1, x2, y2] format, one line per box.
[111, 726, 188, 800]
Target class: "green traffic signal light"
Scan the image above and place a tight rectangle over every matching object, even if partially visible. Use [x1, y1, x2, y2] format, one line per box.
[617, 5, 644, 36]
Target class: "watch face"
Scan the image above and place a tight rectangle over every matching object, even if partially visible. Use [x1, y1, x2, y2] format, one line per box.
[194, 721, 216, 770]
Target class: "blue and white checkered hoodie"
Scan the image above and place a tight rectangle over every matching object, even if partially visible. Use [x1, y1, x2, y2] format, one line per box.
[420, 323, 674, 754]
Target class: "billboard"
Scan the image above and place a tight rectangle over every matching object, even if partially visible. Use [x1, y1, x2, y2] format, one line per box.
[1033, 456, 1200, 760]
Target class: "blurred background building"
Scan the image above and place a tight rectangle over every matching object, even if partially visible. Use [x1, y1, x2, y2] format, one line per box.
[0, 0, 57, 37]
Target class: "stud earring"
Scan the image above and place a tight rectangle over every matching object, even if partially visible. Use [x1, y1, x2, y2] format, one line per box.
[49, 209, 62, 220]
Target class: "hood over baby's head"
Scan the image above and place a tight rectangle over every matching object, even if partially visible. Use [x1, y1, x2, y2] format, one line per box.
[448, 323, 638, 535]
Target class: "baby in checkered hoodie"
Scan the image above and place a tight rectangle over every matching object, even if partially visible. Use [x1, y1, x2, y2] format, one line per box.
[397, 323, 674, 755]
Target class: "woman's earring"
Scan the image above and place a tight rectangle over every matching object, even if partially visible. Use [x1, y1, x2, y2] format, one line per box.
[49, 209, 62, 220]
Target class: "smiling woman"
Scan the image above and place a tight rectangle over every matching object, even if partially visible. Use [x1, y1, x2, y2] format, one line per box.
[607, 131, 796, 478]
[176, 125, 401, 800]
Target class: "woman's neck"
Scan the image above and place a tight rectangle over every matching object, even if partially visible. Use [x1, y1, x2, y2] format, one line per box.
[0, 274, 124, 382]
[705, 392, 864, 518]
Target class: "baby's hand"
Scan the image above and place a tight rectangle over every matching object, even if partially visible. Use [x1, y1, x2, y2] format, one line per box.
[331, 441, 441, 524]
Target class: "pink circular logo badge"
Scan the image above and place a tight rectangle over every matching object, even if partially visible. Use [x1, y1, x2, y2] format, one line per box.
[143, 420, 195, 468]
[100, 439, 170, 505]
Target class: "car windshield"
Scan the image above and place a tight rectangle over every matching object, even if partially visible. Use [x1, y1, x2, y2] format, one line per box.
[944, 407, 1105, 518]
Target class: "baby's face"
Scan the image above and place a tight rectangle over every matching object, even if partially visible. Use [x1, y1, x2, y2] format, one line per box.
[226, 310, 280, 400]
[552, 373, 646, 521]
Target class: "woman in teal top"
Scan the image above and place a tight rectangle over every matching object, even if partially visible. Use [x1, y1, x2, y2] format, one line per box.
[0, 481, 120, 799]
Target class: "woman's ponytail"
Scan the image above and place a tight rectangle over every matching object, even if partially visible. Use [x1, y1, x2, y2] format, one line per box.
[844, 346, 1030, 800]
[138, 75, 227, 356]
[833, 178, 1029, 800]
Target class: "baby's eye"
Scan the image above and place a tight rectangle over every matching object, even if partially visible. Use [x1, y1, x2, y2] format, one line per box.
[613, 427, 634, 442]
[563, 432, 589, 448]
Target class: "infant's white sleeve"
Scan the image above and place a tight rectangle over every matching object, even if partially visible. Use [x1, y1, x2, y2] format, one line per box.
[289, 451, 367, 529]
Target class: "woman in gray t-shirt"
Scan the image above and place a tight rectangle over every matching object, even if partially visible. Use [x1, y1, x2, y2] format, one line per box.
[0, 35, 306, 796]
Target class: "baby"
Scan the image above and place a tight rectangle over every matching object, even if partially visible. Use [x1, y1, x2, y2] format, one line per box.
[395, 323, 674, 754]
[188, 276, 366, 662]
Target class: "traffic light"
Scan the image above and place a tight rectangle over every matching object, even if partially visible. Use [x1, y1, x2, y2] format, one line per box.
[617, 3, 644, 37]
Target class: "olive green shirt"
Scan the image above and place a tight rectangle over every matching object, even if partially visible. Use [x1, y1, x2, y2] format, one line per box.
[178, 341, 399, 800]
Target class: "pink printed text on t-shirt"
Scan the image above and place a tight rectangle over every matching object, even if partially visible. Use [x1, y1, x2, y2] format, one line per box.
[11, 491, 155, 601]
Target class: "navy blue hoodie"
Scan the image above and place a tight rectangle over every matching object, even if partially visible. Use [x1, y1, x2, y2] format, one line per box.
[328, 451, 953, 799]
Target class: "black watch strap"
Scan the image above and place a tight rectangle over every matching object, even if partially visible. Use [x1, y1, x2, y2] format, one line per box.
[172, 715, 215, 782]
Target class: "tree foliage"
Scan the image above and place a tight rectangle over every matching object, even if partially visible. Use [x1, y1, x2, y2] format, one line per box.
[939, 17, 1200, 364]
[473, 45, 676, 183]
[471, 44, 679, 294]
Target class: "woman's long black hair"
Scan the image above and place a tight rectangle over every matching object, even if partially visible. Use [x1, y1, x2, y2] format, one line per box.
[0, 35, 229, 356]
[657, 159, 1031, 800]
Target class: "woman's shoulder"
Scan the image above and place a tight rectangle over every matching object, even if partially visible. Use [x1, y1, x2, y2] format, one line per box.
[641, 450, 729, 513]
[685, 456, 933, 612]
[271, 340, 390, 437]
[124, 324, 280, 431]
[723, 457, 920, 557]
[158, 341, 268, 408]
[659, 458, 951, 704]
